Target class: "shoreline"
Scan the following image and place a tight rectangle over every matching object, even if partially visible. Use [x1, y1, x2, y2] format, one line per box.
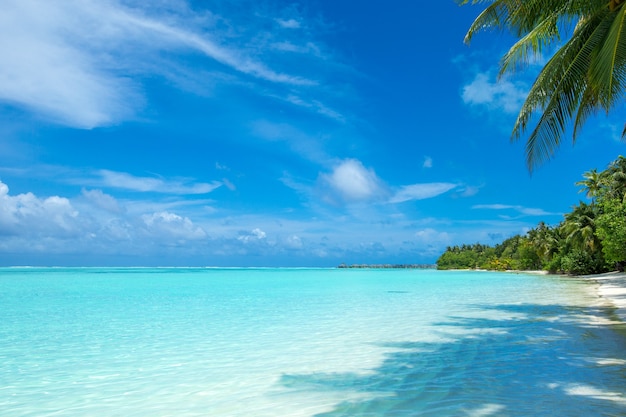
[576, 271, 626, 324]
[450, 268, 626, 324]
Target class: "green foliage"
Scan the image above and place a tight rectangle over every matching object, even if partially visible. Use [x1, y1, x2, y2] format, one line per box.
[436, 226, 557, 272]
[436, 243, 495, 270]
[596, 198, 626, 266]
[461, 1, 626, 171]
[437, 156, 626, 274]
[545, 253, 564, 274]
[518, 241, 542, 270]
[560, 250, 605, 275]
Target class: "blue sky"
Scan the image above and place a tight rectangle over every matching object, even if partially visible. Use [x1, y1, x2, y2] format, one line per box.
[1, 0, 625, 267]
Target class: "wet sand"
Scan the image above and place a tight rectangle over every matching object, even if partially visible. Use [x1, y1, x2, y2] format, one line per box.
[582, 272, 626, 323]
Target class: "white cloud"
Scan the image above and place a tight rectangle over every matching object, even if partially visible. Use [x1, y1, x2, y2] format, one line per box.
[272, 41, 321, 56]
[285, 234, 303, 249]
[0, 179, 213, 255]
[221, 178, 237, 191]
[237, 228, 267, 243]
[0, 1, 138, 128]
[96, 170, 222, 194]
[462, 72, 527, 114]
[0, 178, 552, 265]
[0, 0, 317, 128]
[414, 228, 451, 246]
[276, 18, 301, 29]
[389, 183, 457, 204]
[284, 95, 345, 122]
[141, 211, 206, 240]
[251, 120, 330, 162]
[0, 180, 80, 237]
[423, 156, 433, 169]
[82, 188, 122, 213]
[457, 185, 480, 197]
[320, 159, 385, 202]
[472, 204, 554, 216]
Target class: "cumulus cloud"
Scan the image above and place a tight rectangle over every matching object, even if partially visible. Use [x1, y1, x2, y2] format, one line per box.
[237, 228, 267, 243]
[389, 183, 457, 204]
[141, 211, 206, 240]
[82, 188, 122, 213]
[0, 179, 212, 257]
[462, 72, 527, 114]
[0, 180, 80, 237]
[320, 159, 385, 202]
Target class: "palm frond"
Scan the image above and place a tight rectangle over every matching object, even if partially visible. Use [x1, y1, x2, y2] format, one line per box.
[499, 12, 562, 75]
[512, 12, 612, 169]
[461, 0, 626, 170]
[590, 7, 626, 110]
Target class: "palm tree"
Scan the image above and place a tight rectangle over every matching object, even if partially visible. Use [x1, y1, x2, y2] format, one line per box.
[576, 168, 603, 198]
[461, 0, 626, 171]
[527, 221, 561, 262]
[562, 202, 601, 253]
[604, 155, 626, 200]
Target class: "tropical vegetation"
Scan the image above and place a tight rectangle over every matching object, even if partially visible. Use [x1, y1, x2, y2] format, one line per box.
[437, 156, 626, 274]
[460, 0, 626, 171]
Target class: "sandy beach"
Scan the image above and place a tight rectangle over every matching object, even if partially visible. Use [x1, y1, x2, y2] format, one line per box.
[505, 269, 626, 325]
[582, 272, 626, 324]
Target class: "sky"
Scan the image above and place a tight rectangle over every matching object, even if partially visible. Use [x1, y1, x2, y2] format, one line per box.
[1, 0, 625, 267]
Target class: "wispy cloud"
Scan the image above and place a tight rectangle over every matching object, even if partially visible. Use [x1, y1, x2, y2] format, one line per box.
[284, 94, 346, 122]
[95, 170, 222, 195]
[0, 0, 329, 129]
[276, 18, 301, 29]
[462, 72, 528, 114]
[472, 204, 556, 217]
[251, 119, 330, 163]
[389, 183, 457, 204]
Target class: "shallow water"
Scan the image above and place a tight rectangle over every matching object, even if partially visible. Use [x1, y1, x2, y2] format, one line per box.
[1, 268, 625, 416]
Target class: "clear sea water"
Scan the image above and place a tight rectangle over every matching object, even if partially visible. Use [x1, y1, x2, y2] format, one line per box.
[1, 268, 625, 417]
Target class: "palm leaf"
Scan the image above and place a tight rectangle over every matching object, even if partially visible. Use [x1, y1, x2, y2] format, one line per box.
[513, 12, 612, 169]
[589, 6, 626, 110]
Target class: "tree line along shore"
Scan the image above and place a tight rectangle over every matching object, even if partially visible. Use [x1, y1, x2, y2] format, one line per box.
[436, 156, 626, 275]
[338, 264, 436, 269]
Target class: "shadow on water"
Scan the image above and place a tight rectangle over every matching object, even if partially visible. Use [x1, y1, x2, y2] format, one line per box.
[279, 303, 626, 417]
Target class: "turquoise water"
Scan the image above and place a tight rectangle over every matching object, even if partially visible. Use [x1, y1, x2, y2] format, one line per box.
[1, 268, 625, 416]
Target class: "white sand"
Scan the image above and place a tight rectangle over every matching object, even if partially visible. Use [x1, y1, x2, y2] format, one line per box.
[580, 271, 626, 323]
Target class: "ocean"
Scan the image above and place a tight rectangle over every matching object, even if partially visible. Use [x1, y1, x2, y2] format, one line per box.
[1, 267, 625, 416]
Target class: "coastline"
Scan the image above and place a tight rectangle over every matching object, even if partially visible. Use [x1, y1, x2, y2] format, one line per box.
[450, 268, 626, 324]
[577, 271, 626, 324]
[510, 269, 626, 324]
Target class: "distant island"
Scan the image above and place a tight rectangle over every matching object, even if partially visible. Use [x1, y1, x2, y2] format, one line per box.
[338, 263, 436, 269]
